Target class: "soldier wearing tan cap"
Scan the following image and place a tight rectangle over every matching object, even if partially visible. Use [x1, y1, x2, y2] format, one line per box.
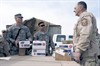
[73, 1, 99, 66]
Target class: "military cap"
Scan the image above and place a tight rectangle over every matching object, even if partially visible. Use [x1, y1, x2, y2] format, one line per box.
[15, 13, 23, 18]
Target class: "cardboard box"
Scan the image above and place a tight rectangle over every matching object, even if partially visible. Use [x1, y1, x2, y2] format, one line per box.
[59, 44, 73, 52]
[32, 49, 46, 56]
[19, 41, 30, 48]
[55, 43, 73, 53]
[33, 41, 46, 49]
[54, 48, 72, 61]
[19, 48, 25, 56]
[62, 40, 73, 44]
[55, 52, 72, 61]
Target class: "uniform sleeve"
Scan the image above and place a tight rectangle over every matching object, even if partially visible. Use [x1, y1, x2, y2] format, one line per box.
[26, 27, 32, 41]
[7, 28, 15, 43]
[98, 35, 100, 55]
[75, 16, 92, 53]
[34, 32, 39, 40]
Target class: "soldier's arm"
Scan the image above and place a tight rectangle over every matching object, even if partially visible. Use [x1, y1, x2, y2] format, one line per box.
[7, 28, 15, 43]
[99, 35, 100, 47]
[34, 32, 39, 40]
[75, 16, 92, 53]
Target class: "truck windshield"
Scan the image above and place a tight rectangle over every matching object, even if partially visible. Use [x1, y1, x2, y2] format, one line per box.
[56, 35, 66, 42]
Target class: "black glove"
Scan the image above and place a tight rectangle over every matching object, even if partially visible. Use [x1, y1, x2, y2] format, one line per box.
[30, 41, 33, 43]
[98, 55, 100, 59]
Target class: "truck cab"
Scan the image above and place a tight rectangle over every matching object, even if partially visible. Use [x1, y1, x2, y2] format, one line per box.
[53, 34, 67, 48]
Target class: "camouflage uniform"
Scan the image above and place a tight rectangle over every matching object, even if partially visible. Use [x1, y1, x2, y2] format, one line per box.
[7, 24, 32, 55]
[96, 34, 100, 66]
[34, 31, 55, 56]
[73, 11, 99, 66]
[0, 35, 10, 57]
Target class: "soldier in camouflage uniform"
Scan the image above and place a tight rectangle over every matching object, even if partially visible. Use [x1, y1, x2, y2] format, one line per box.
[73, 1, 99, 66]
[0, 30, 10, 57]
[7, 13, 32, 55]
[34, 22, 55, 56]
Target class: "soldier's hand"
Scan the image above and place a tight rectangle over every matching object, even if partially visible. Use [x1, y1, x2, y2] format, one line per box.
[15, 40, 19, 47]
[73, 52, 81, 63]
[98, 55, 100, 59]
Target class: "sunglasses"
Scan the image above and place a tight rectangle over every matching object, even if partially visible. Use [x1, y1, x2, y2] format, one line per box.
[40, 25, 45, 27]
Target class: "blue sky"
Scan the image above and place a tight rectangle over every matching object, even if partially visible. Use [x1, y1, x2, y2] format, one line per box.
[0, 0, 100, 35]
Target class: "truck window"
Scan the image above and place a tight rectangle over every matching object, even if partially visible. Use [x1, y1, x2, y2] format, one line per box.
[56, 35, 66, 42]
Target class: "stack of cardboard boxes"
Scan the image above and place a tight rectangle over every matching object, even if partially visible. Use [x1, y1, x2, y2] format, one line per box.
[32, 41, 46, 56]
[54, 44, 73, 61]
[19, 41, 30, 56]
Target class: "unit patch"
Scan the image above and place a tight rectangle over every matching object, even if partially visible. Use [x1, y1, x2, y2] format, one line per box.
[81, 18, 88, 26]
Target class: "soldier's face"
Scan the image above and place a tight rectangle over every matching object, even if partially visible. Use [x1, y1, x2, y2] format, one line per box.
[15, 17, 23, 24]
[74, 5, 81, 16]
[39, 23, 46, 31]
